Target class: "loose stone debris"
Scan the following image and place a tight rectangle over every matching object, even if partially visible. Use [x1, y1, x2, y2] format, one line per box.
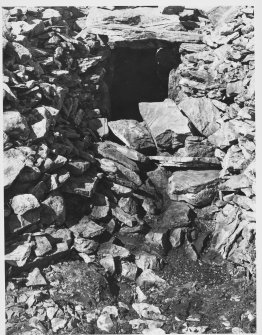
[3, 5, 256, 335]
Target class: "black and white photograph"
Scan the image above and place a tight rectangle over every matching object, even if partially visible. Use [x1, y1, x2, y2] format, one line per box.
[1, 1, 259, 334]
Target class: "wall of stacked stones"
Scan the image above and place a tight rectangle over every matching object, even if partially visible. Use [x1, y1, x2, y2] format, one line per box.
[168, 6, 255, 274]
[3, 7, 113, 270]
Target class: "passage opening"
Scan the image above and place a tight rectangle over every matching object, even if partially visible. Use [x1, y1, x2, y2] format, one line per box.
[109, 46, 181, 121]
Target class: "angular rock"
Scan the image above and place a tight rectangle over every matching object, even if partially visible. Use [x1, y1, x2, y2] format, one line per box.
[41, 192, 65, 225]
[110, 183, 132, 196]
[227, 81, 244, 97]
[135, 252, 162, 271]
[30, 106, 59, 139]
[73, 237, 99, 254]
[10, 194, 40, 215]
[61, 173, 99, 197]
[168, 170, 220, 206]
[161, 201, 193, 228]
[121, 261, 137, 280]
[97, 141, 139, 171]
[108, 119, 155, 153]
[161, 6, 185, 15]
[118, 196, 138, 215]
[147, 166, 170, 195]
[100, 158, 142, 189]
[4, 148, 26, 188]
[97, 313, 114, 333]
[136, 269, 166, 288]
[90, 193, 110, 220]
[179, 97, 221, 137]
[112, 206, 137, 227]
[5, 242, 32, 267]
[51, 318, 67, 333]
[3, 111, 30, 140]
[145, 229, 169, 249]
[139, 99, 191, 149]
[100, 255, 115, 274]
[208, 120, 239, 149]
[98, 242, 130, 259]
[34, 235, 53, 256]
[69, 216, 105, 238]
[219, 174, 251, 191]
[104, 141, 149, 163]
[12, 42, 32, 63]
[26, 268, 47, 286]
[170, 228, 184, 248]
[149, 156, 220, 168]
[88, 118, 109, 138]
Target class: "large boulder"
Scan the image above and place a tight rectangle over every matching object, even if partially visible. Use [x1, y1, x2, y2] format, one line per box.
[108, 119, 155, 153]
[139, 99, 191, 150]
[168, 170, 220, 207]
[160, 201, 193, 228]
[179, 97, 221, 137]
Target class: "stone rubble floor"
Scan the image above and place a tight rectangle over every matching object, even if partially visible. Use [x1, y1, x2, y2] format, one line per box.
[5, 247, 256, 334]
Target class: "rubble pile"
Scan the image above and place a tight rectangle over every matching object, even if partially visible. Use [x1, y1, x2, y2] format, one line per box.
[169, 5, 255, 275]
[3, 5, 255, 335]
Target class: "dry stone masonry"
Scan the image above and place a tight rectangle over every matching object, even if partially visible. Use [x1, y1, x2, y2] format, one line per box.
[3, 5, 255, 335]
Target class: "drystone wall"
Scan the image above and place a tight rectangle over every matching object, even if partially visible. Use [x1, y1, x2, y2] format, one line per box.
[3, 5, 255, 335]
[169, 5, 255, 275]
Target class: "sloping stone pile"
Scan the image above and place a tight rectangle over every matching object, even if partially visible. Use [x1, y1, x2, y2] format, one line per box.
[169, 5, 255, 274]
[3, 6, 113, 270]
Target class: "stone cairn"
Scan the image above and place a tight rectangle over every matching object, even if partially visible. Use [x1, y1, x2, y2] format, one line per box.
[3, 6, 255, 334]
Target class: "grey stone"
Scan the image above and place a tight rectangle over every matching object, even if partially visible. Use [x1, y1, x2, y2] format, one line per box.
[112, 206, 137, 227]
[97, 141, 139, 171]
[5, 242, 32, 267]
[100, 255, 115, 274]
[61, 173, 99, 197]
[10, 194, 40, 215]
[170, 228, 184, 248]
[179, 97, 221, 137]
[69, 216, 105, 238]
[135, 251, 162, 271]
[118, 196, 138, 215]
[73, 237, 99, 254]
[121, 261, 137, 280]
[136, 269, 166, 288]
[34, 235, 53, 256]
[108, 119, 155, 153]
[161, 201, 192, 228]
[3, 111, 30, 140]
[168, 170, 220, 207]
[4, 148, 26, 188]
[139, 99, 191, 148]
[41, 192, 65, 225]
[26, 268, 47, 286]
[98, 242, 130, 259]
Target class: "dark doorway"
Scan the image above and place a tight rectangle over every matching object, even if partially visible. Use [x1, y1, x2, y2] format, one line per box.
[109, 46, 180, 121]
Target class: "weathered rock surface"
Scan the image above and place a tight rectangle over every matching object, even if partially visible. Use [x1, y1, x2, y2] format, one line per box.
[139, 99, 191, 150]
[108, 119, 155, 153]
[168, 170, 220, 206]
[4, 148, 26, 188]
[179, 97, 221, 137]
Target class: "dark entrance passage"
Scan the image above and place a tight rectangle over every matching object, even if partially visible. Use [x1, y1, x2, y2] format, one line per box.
[109, 46, 180, 121]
